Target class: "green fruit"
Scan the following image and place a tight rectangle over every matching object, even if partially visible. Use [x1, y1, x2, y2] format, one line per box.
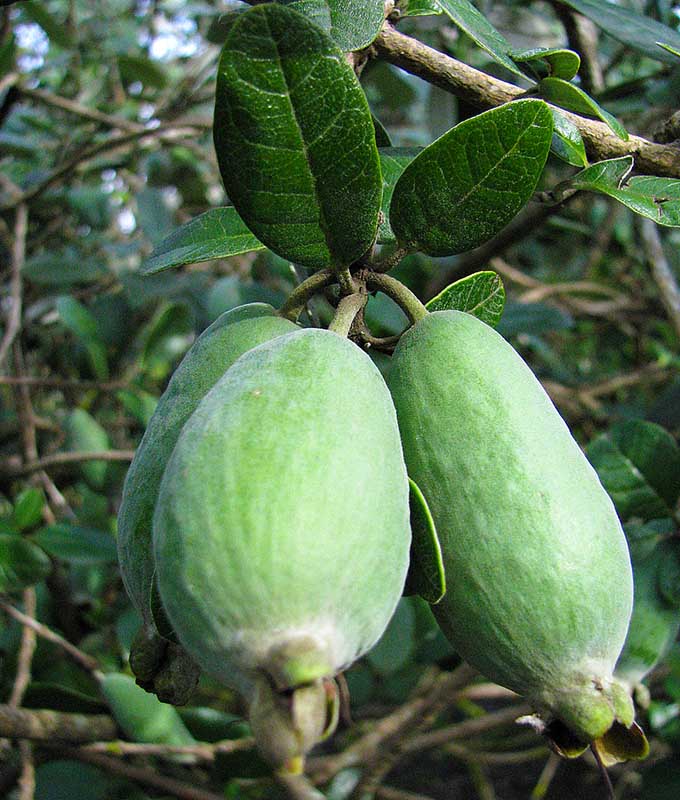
[615, 530, 680, 694]
[117, 303, 298, 632]
[388, 310, 646, 761]
[153, 329, 410, 769]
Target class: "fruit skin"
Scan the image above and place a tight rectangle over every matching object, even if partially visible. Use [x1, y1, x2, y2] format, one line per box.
[387, 311, 638, 752]
[117, 303, 298, 633]
[153, 328, 411, 701]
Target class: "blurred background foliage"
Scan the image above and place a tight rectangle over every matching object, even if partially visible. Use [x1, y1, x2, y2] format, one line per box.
[0, 1, 679, 799]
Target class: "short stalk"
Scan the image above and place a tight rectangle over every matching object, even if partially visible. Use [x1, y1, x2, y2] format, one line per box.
[279, 269, 335, 322]
[328, 293, 368, 338]
[365, 273, 428, 325]
[370, 245, 410, 274]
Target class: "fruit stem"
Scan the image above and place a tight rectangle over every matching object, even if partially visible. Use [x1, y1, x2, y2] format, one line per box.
[279, 269, 335, 322]
[328, 292, 368, 338]
[365, 272, 428, 324]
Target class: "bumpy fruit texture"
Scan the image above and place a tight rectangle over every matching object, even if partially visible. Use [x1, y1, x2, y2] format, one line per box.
[615, 534, 680, 695]
[153, 329, 411, 765]
[388, 311, 646, 760]
[117, 303, 298, 631]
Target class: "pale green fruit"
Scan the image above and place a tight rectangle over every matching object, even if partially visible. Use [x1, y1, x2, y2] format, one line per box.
[388, 310, 647, 762]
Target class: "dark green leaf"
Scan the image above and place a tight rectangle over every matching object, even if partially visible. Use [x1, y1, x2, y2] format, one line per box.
[206, 277, 285, 323]
[141, 302, 194, 379]
[403, 479, 446, 604]
[586, 420, 680, 522]
[135, 187, 175, 246]
[436, 0, 525, 77]
[495, 301, 574, 337]
[0, 533, 51, 592]
[550, 109, 588, 167]
[426, 270, 505, 327]
[567, 157, 680, 227]
[56, 296, 109, 380]
[278, 0, 385, 51]
[372, 115, 392, 147]
[0, 131, 40, 158]
[558, 0, 680, 64]
[12, 488, 46, 531]
[34, 524, 118, 564]
[364, 292, 408, 336]
[23, 249, 110, 286]
[537, 77, 628, 140]
[141, 208, 265, 275]
[64, 409, 111, 491]
[213, 4, 382, 269]
[390, 99, 552, 256]
[35, 761, 110, 800]
[116, 390, 158, 426]
[378, 147, 421, 245]
[511, 47, 580, 80]
[117, 54, 168, 89]
[21, 1, 75, 49]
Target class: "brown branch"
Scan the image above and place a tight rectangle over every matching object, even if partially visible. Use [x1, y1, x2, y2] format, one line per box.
[81, 737, 255, 761]
[0, 600, 100, 674]
[0, 204, 27, 371]
[0, 376, 129, 391]
[0, 449, 135, 478]
[17, 740, 35, 800]
[373, 23, 680, 177]
[8, 589, 37, 709]
[641, 219, 680, 340]
[0, 706, 118, 743]
[49, 747, 228, 800]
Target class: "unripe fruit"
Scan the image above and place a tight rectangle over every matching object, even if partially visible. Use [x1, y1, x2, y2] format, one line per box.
[117, 304, 297, 703]
[387, 310, 647, 762]
[153, 329, 411, 768]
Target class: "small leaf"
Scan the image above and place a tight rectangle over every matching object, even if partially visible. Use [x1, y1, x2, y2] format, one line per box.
[277, 0, 385, 51]
[550, 109, 588, 167]
[64, 409, 111, 491]
[141, 302, 194, 379]
[23, 248, 110, 286]
[586, 420, 680, 523]
[537, 77, 628, 141]
[0, 534, 51, 592]
[426, 271, 505, 328]
[511, 47, 580, 80]
[213, 4, 382, 269]
[117, 54, 167, 89]
[495, 301, 573, 337]
[372, 115, 392, 147]
[12, 488, 45, 531]
[56, 296, 109, 380]
[567, 157, 680, 227]
[557, 0, 680, 64]
[398, 0, 442, 16]
[436, 0, 525, 77]
[403, 479, 446, 604]
[34, 524, 118, 564]
[140, 208, 265, 275]
[101, 673, 196, 745]
[116, 390, 158, 427]
[390, 99, 553, 256]
[378, 147, 421, 245]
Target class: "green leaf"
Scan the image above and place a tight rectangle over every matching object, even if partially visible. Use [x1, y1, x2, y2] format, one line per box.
[140, 208, 265, 275]
[557, 0, 680, 64]
[35, 761, 110, 800]
[213, 4, 382, 269]
[372, 115, 392, 147]
[390, 99, 553, 256]
[436, 0, 525, 77]
[403, 479, 446, 604]
[56, 296, 109, 380]
[567, 157, 680, 227]
[495, 301, 573, 337]
[117, 54, 168, 89]
[206, 277, 285, 323]
[101, 673, 196, 745]
[537, 77, 628, 141]
[378, 147, 421, 245]
[426, 270, 505, 327]
[398, 0, 442, 16]
[511, 47, 580, 80]
[63, 409, 111, 491]
[12, 488, 46, 531]
[277, 0, 385, 51]
[0, 534, 51, 592]
[116, 390, 158, 427]
[23, 248, 110, 286]
[141, 302, 194, 380]
[586, 420, 680, 523]
[550, 109, 588, 167]
[34, 524, 118, 564]
[21, 1, 75, 49]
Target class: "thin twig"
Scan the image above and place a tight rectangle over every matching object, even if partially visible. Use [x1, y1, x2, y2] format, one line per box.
[81, 737, 255, 761]
[373, 23, 680, 177]
[641, 219, 680, 340]
[0, 600, 100, 674]
[0, 706, 118, 743]
[0, 449, 136, 478]
[17, 741, 35, 800]
[0, 204, 27, 371]
[0, 376, 129, 391]
[8, 590, 37, 709]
